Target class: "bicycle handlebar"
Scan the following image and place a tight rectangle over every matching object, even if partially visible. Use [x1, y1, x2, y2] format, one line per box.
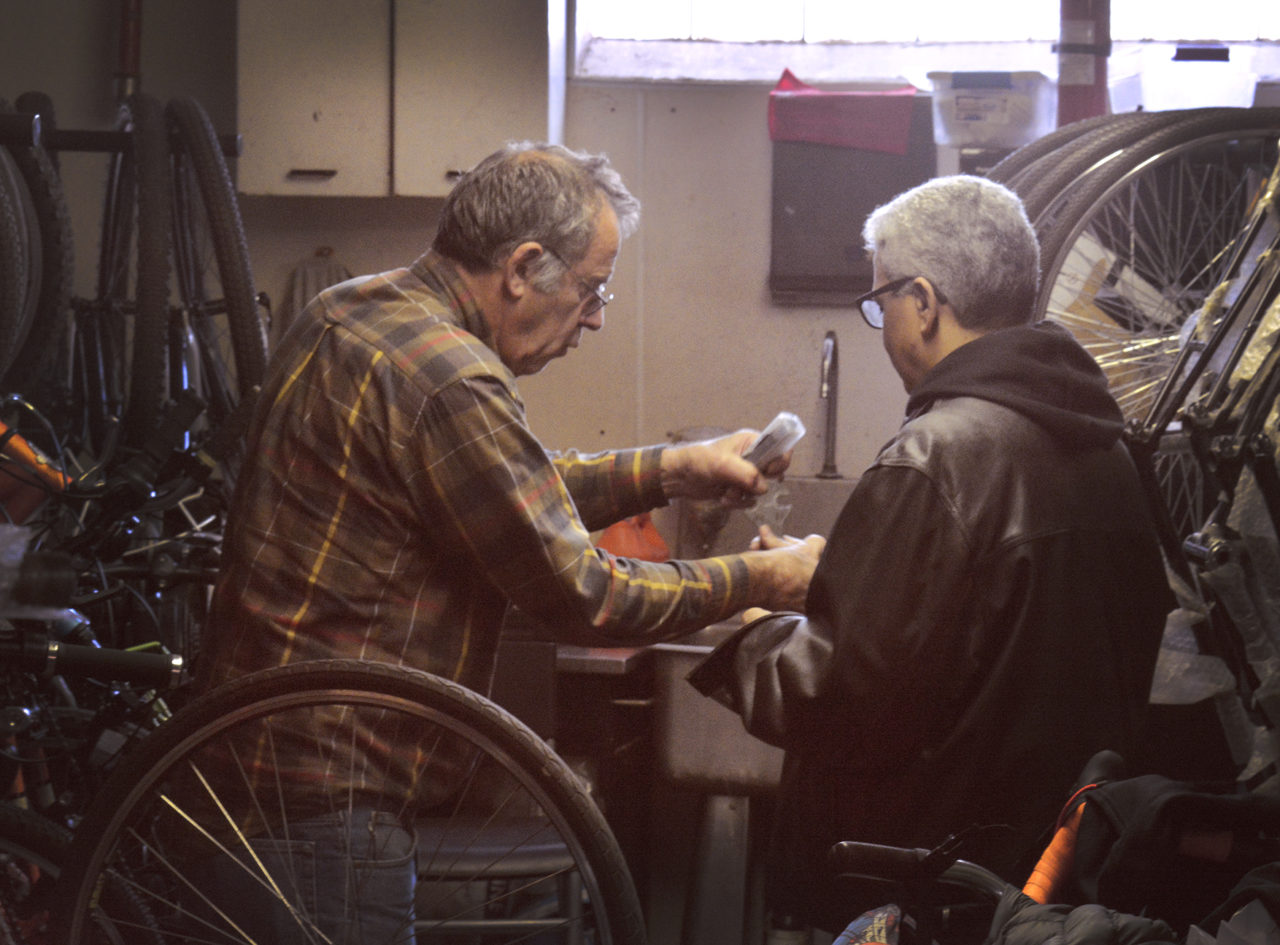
[0, 633, 184, 689]
[828, 841, 1009, 900]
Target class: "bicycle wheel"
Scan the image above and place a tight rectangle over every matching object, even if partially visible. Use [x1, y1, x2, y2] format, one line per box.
[59, 660, 647, 945]
[165, 96, 266, 478]
[0, 144, 32, 381]
[1017, 109, 1195, 226]
[1038, 111, 1280, 424]
[2, 93, 74, 405]
[985, 112, 1138, 189]
[79, 92, 172, 459]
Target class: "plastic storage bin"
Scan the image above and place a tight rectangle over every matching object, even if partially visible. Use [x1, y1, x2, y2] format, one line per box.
[928, 71, 1056, 148]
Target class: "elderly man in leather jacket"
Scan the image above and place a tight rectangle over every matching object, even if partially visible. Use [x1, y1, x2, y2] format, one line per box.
[698, 175, 1174, 932]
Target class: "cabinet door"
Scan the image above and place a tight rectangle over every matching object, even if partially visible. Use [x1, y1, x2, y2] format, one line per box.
[393, 0, 550, 196]
[237, 0, 392, 196]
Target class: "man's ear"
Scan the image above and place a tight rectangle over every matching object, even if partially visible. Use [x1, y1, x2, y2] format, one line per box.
[911, 277, 941, 338]
[503, 242, 545, 300]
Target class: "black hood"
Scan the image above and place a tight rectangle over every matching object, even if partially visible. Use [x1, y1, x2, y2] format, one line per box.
[906, 321, 1124, 449]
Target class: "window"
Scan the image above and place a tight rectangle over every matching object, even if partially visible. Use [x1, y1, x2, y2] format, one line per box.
[574, 1, 1280, 81]
[579, 0, 1279, 44]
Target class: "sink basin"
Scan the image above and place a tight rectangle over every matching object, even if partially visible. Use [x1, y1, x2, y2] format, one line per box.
[644, 479, 856, 792]
[651, 641, 784, 795]
[664, 475, 857, 558]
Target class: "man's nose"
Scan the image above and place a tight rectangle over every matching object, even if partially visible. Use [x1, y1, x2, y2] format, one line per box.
[582, 309, 605, 331]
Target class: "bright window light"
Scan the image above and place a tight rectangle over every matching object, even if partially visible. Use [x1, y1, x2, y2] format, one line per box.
[578, 0, 1280, 43]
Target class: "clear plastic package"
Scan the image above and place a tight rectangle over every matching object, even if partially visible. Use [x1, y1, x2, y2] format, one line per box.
[743, 411, 806, 469]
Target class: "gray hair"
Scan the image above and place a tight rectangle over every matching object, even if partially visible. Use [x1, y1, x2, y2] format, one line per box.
[433, 141, 641, 292]
[862, 175, 1040, 330]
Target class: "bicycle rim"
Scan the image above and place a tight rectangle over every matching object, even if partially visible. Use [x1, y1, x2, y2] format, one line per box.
[60, 660, 647, 945]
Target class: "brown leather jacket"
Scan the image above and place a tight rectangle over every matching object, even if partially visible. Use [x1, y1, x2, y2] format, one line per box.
[695, 323, 1173, 931]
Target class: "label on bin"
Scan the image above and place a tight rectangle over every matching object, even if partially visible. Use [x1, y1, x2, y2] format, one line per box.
[954, 95, 1011, 125]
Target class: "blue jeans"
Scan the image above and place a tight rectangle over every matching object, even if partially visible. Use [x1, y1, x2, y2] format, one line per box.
[199, 807, 418, 944]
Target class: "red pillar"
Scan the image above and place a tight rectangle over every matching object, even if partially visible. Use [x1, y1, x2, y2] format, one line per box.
[1056, 0, 1111, 126]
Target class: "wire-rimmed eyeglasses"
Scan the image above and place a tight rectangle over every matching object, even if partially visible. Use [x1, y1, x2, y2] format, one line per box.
[545, 247, 613, 317]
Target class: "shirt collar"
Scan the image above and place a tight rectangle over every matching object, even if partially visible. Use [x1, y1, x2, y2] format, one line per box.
[410, 249, 494, 347]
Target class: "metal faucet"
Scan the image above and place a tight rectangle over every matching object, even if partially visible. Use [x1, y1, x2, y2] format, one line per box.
[818, 331, 841, 478]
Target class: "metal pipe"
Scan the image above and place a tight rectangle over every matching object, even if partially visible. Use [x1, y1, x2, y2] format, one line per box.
[818, 331, 841, 478]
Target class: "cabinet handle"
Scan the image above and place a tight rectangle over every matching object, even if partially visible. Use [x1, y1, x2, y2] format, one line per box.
[286, 168, 338, 181]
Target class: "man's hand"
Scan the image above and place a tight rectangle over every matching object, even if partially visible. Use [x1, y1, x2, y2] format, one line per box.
[661, 429, 794, 508]
[743, 525, 825, 613]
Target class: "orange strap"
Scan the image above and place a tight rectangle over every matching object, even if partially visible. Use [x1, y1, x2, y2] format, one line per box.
[1022, 800, 1086, 904]
[0, 420, 71, 492]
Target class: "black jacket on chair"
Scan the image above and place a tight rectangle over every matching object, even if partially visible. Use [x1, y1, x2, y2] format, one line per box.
[694, 321, 1174, 932]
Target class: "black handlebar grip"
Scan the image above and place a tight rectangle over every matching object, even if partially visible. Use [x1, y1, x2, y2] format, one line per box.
[45, 641, 184, 689]
[828, 841, 932, 879]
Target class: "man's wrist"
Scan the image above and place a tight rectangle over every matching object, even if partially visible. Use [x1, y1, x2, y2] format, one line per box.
[658, 443, 687, 500]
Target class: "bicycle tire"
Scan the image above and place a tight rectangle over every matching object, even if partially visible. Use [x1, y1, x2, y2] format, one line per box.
[1018, 109, 1199, 226]
[0, 146, 32, 381]
[90, 93, 173, 456]
[0, 102, 42, 377]
[985, 112, 1135, 188]
[59, 660, 648, 945]
[122, 93, 174, 451]
[165, 95, 266, 475]
[2, 93, 75, 404]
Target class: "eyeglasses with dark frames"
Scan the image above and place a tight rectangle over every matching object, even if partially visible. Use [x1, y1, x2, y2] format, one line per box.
[854, 276, 946, 329]
[544, 247, 613, 317]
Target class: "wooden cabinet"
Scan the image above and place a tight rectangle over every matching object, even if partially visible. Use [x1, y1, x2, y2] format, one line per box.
[237, 0, 392, 196]
[237, 0, 556, 197]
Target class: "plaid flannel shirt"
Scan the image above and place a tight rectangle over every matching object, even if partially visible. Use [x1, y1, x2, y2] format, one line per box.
[206, 250, 752, 700]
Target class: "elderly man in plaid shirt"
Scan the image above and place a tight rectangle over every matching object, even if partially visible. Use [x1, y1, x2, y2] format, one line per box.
[199, 141, 822, 943]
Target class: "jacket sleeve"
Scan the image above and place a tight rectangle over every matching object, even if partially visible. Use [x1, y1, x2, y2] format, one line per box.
[985, 891, 1178, 945]
[712, 462, 980, 762]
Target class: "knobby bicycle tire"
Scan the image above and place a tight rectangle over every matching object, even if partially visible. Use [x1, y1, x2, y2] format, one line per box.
[165, 95, 266, 472]
[91, 93, 172, 455]
[0, 102, 42, 378]
[59, 660, 648, 945]
[2, 93, 74, 403]
[0, 146, 32, 381]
